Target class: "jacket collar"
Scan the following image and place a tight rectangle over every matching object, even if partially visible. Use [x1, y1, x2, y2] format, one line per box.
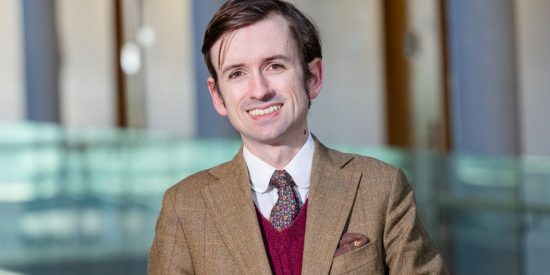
[201, 147, 272, 274]
[203, 137, 361, 274]
[301, 137, 361, 274]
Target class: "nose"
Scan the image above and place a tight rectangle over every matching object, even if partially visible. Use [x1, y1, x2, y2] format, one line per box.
[250, 73, 275, 101]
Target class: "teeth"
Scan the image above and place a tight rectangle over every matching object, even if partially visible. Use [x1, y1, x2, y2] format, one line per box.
[249, 105, 281, 116]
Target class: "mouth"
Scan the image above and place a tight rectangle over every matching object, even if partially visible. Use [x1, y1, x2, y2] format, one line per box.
[247, 104, 282, 118]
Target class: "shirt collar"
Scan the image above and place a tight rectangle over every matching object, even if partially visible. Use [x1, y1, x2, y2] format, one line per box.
[243, 133, 315, 193]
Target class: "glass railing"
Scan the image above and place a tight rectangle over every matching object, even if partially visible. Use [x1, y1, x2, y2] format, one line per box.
[1, 122, 549, 275]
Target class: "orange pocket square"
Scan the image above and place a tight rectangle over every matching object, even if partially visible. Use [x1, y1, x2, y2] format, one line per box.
[334, 233, 370, 257]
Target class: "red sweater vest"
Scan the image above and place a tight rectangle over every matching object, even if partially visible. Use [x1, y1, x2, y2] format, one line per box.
[256, 202, 308, 275]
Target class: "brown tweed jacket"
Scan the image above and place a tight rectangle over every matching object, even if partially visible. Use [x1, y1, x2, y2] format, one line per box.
[148, 140, 448, 274]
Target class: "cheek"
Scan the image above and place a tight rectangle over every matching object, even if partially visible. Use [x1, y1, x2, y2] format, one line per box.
[289, 81, 309, 107]
[218, 84, 243, 110]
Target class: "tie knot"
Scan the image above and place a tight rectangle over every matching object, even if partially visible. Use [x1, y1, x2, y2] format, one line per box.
[270, 170, 294, 189]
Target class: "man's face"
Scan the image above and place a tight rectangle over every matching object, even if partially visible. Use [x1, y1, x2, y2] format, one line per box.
[207, 14, 322, 148]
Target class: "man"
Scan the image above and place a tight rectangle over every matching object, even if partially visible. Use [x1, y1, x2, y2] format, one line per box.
[148, 0, 448, 274]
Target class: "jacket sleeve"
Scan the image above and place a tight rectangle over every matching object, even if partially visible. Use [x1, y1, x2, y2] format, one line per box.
[148, 189, 195, 275]
[383, 169, 449, 274]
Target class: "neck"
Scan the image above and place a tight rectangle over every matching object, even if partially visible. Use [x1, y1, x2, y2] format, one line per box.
[243, 131, 309, 169]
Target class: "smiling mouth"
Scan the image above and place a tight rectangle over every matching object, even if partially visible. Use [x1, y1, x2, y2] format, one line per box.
[248, 104, 282, 117]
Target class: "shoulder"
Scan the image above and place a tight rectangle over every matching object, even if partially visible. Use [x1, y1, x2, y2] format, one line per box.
[313, 138, 406, 190]
[163, 159, 235, 207]
[321, 145, 409, 195]
[324, 145, 402, 176]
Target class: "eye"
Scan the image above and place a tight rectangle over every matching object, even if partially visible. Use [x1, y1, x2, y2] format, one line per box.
[267, 63, 285, 71]
[228, 70, 243, 79]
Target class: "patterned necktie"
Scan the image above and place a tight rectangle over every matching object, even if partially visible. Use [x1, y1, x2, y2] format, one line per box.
[269, 170, 301, 231]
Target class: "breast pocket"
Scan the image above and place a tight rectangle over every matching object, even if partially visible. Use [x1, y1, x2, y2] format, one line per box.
[329, 239, 384, 275]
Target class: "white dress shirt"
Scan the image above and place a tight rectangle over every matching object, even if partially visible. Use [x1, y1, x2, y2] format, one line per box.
[243, 133, 315, 219]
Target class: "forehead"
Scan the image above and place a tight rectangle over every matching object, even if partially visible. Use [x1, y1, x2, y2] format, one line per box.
[210, 14, 298, 71]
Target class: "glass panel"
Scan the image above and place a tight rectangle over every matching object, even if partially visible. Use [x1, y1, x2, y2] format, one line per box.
[1, 122, 549, 274]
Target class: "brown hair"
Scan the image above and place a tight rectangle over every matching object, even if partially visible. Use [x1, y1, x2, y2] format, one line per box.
[202, 0, 322, 86]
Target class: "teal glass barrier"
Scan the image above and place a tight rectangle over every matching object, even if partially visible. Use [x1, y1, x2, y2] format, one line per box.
[1, 122, 549, 275]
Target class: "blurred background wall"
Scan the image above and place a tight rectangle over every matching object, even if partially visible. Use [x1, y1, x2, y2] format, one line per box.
[0, 0, 550, 155]
[515, 0, 550, 155]
[57, 0, 116, 128]
[1, 0, 549, 154]
[0, 0, 24, 121]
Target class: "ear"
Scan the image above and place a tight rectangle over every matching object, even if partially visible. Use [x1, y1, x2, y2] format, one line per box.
[306, 58, 323, 100]
[207, 77, 228, 116]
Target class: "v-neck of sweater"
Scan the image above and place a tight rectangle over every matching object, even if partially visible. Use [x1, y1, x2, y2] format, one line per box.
[255, 201, 308, 248]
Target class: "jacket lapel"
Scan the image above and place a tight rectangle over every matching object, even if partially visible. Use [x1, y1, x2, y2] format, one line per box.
[302, 140, 362, 274]
[201, 150, 272, 275]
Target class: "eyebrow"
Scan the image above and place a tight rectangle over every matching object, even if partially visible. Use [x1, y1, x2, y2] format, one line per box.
[220, 55, 291, 76]
[264, 55, 291, 63]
